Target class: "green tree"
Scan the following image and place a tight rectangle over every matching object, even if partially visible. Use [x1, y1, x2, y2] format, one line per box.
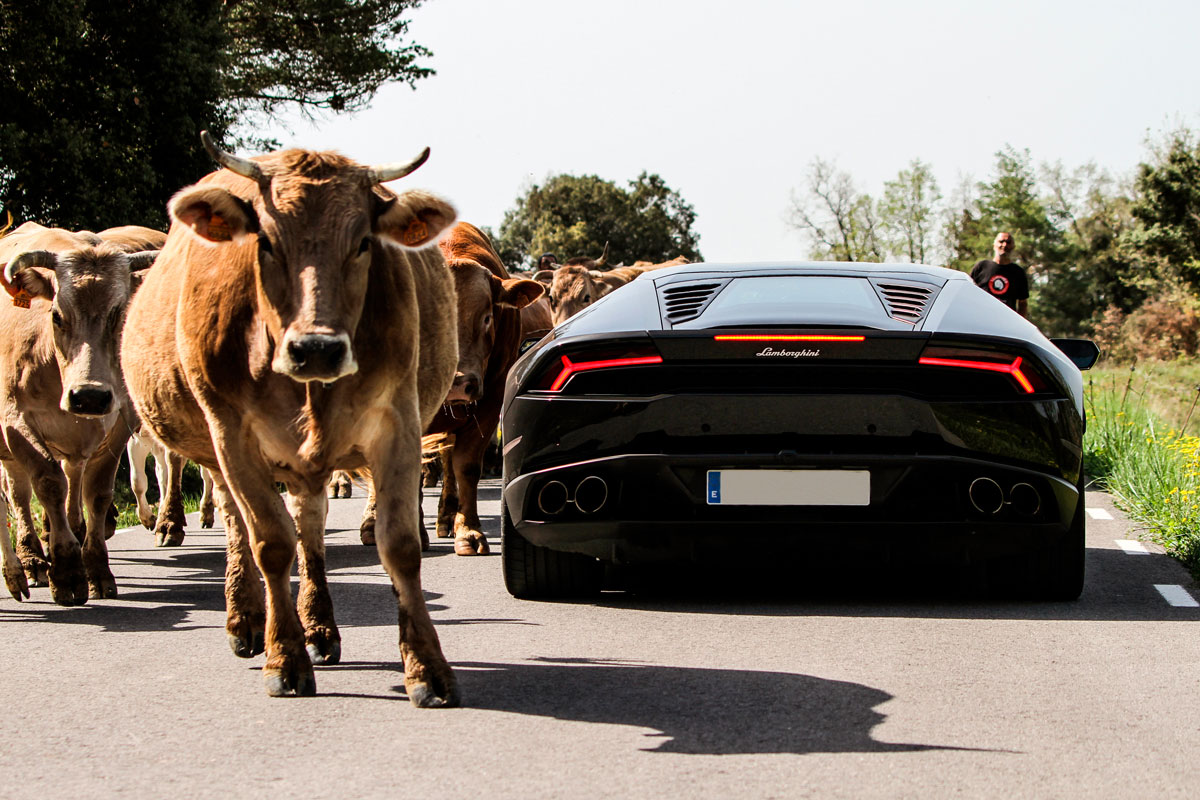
[496, 172, 703, 268]
[0, 0, 433, 231]
[786, 158, 883, 262]
[1124, 126, 1200, 292]
[879, 159, 942, 263]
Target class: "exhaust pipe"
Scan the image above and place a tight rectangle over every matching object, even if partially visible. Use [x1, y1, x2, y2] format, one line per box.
[1009, 482, 1041, 516]
[968, 477, 1004, 515]
[574, 476, 609, 514]
[537, 480, 569, 516]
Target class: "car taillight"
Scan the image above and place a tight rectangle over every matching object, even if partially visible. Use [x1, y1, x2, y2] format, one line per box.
[532, 344, 663, 392]
[918, 345, 1046, 394]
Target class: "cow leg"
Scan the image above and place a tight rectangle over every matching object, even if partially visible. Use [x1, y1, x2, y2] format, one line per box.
[447, 426, 492, 557]
[80, 427, 127, 599]
[126, 435, 157, 529]
[211, 443, 313, 697]
[370, 427, 458, 708]
[4, 465, 49, 587]
[212, 473, 265, 659]
[0, 483, 30, 600]
[287, 489, 341, 665]
[7, 449, 86, 605]
[153, 451, 187, 547]
[199, 467, 215, 528]
[435, 446, 458, 539]
[63, 460, 87, 543]
[359, 475, 377, 545]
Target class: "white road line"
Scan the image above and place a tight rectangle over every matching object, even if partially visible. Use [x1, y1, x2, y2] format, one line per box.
[1155, 584, 1200, 607]
[1087, 507, 1114, 520]
[1115, 539, 1150, 555]
[115, 526, 141, 536]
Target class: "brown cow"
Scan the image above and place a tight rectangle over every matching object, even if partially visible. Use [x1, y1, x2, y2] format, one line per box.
[0, 223, 156, 604]
[359, 222, 543, 556]
[120, 133, 460, 703]
[546, 250, 689, 325]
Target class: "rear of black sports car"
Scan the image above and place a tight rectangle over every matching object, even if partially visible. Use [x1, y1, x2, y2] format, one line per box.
[500, 264, 1089, 600]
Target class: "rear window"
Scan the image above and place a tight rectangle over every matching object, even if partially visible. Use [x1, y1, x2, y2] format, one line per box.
[691, 276, 888, 327]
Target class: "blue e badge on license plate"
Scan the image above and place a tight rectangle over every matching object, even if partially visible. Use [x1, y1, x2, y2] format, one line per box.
[706, 469, 870, 506]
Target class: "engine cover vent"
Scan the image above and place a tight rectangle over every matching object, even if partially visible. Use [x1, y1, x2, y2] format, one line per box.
[660, 280, 728, 324]
[871, 279, 937, 324]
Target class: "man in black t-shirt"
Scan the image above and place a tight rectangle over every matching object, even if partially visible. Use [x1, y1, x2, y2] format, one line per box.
[970, 231, 1029, 318]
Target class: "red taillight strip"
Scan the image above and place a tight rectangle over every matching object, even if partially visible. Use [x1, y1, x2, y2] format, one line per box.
[713, 335, 866, 342]
[918, 355, 1035, 393]
[549, 354, 664, 391]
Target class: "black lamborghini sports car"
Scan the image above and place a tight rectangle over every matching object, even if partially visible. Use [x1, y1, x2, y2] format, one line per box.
[499, 262, 1099, 600]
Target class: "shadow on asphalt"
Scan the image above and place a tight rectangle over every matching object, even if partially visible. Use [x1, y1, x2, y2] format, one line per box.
[442, 658, 997, 756]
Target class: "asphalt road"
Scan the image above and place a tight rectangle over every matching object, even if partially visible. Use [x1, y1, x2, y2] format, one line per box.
[2, 480, 1199, 799]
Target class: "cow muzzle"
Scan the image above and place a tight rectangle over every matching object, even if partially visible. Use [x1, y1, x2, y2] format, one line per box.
[445, 372, 482, 405]
[275, 331, 358, 382]
[63, 383, 114, 417]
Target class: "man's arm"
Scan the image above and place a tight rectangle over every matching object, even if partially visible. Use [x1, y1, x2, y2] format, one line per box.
[1016, 298, 1028, 318]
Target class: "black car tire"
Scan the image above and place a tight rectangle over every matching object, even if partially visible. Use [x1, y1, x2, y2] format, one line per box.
[1030, 477, 1086, 601]
[501, 501, 603, 599]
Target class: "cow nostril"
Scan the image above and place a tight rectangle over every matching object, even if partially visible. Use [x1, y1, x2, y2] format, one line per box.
[288, 335, 347, 371]
[67, 387, 113, 415]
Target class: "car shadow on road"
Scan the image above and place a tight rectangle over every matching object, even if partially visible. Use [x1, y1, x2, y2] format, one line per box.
[437, 657, 995, 756]
[582, 546, 1200, 622]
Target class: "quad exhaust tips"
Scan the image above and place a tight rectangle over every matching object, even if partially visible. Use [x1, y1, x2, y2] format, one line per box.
[968, 477, 1042, 516]
[536, 476, 610, 516]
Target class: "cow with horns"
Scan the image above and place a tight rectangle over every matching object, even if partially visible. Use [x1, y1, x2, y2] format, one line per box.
[0, 223, 158, 604]
[120, 132, 460, 703]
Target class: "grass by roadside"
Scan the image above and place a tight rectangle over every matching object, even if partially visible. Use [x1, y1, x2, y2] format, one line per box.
[1085, 362, 1200, 579]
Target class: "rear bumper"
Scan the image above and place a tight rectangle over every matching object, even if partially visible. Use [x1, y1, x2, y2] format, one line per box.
[503, 452, 1081, 564]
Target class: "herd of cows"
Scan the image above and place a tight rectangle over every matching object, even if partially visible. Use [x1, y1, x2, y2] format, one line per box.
[0, 133, 687, 704]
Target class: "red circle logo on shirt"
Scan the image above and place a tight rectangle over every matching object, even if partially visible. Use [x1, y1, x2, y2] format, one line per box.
[989, 275, 1010, 295]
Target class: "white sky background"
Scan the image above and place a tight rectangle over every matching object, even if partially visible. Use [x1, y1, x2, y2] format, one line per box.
[267, 0, 1200, 264]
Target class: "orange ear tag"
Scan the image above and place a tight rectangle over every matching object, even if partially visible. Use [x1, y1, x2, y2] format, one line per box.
[401, 219, 430, 246]
[0, 266, 32, 309]
[206, 213, 233, 242]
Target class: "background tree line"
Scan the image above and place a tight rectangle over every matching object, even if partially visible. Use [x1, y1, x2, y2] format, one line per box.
[787, 130, 1200, 351]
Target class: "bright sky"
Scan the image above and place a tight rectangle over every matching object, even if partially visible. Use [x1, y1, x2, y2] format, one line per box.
[268, 0, 1200, 264]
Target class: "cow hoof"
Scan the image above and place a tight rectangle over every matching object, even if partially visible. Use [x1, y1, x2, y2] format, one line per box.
[140, 514, 157, 530]
[306, 638, 342, 666]
[436, 526, 454, 539]
[454, 534, 490, 556]
[49, 578, 88, 606]
[360, 524, 376, 546]
[264, 667, 317, 697]
[88, 577, 118, 600]
[227, 629, 265, 659]
[21, 557, 50, 587]
[3, 567, 30, 601]
[200, 511, 215, 529]
[155, 529, 185, 547]
[407, 679, 460, 708]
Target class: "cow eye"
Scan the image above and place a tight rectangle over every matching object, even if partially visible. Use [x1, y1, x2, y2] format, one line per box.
[51, 309, 64, 328]
[583, 294, 592, 304]
[257, 235, 274, 256]
[357, 237, 371, 256]
[483, 313, 492, 328]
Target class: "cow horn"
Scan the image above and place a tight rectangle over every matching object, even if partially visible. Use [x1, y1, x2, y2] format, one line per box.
[201, 130, 265, 182]
[368, 147, 431, 183]
[594, 241, 609, 269]
[0, 210, 12, 237]
[127, 250, 160, 271]
[5, 249, 58, 283]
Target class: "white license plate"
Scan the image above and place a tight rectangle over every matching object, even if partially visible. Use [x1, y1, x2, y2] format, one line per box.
[706, 469, 870, 506]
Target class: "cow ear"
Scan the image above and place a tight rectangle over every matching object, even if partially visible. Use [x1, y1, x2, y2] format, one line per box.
[169, 185, 259, 244]
[126, 250, 158, 295]
[375, 189, 457, 250]
[497, 277, 545, 310]
[3, 250, 58, 302]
